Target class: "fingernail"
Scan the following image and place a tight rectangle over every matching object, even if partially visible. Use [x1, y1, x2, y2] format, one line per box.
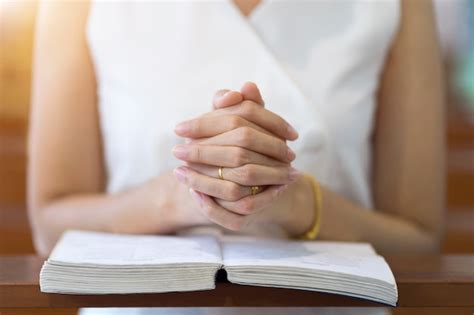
[172, 144, 189, 159]
[217, 91, 234, 105]
[287, 125, 299, 139]
[174, 166, 187, 183]
[215, 91, 230, 103]
[189, 188, 203, 206]
[289, 167, 300, 181]
[174, 121, 191, 135]
[275, 184, 288, 195]
[287, 147, 296, 161]
[214, 90, 228, 103]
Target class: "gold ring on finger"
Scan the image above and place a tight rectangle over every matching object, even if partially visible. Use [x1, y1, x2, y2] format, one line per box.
[250, 186, 262, 195]
[218, 166, 225, 180]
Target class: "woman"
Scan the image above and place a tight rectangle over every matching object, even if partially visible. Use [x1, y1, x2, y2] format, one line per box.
[29, 0, 444, 261]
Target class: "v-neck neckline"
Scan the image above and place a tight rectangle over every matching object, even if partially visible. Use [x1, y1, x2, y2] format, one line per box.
[228, 0, 266, 22]
[223, 0, 314, 124]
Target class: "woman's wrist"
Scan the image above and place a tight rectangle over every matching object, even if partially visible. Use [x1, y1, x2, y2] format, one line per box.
[149, 174, 211, 232]
[269, 175, 315, 237]
[110, 173, 208, 235]
[106, 177, 166, 234]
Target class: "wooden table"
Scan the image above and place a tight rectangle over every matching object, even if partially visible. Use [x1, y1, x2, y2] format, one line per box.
[1, 255, 473, 312]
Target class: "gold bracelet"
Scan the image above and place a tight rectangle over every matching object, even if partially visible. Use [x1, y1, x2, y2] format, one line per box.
[299, 174, 322, 240]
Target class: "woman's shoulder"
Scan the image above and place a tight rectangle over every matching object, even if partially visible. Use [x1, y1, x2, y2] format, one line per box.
[36, 0, 91, 46]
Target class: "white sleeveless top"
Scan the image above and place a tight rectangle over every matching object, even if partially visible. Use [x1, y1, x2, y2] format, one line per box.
[87, 0, 399, 211]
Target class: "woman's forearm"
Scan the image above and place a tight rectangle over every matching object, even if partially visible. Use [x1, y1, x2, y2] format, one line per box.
[32, 184, 156, 256]
[268, 177, 441, 253]
[30, 173, 207, 257]
[317, 187, 442, 253]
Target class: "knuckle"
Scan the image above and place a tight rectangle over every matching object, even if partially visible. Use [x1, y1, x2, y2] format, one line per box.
[240, 100, 257, 117]
[235, 126, 254, 146]
[233, 148, 250, 166]
[226, 183, 242, 201]
[237, 164, 257, 184]
[228, 115, 244, 130]
[245, 164, 258, 181]
[239, 198, 255, 215]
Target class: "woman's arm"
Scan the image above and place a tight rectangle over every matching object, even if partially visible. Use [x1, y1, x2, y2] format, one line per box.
[28, 1, 208, 257]
[177, 0, 445, 254]
[283, 0, 445, 253]
[366, 0, 445, 252]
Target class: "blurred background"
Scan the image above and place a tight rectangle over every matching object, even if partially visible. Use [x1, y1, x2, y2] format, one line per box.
[0, 0, 473, 255]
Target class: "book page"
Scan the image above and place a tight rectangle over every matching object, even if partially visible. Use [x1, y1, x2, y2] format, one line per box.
[222, 237, 395, 284]
[49, 230, 223, 266]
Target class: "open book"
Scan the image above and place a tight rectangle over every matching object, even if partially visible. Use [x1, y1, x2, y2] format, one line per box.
[40, 230, 398, 306]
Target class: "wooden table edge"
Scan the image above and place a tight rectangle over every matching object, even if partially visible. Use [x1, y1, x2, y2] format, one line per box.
[1, 255, 474, 308]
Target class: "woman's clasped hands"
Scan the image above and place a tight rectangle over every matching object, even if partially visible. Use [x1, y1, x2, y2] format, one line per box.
[172, 82, 315, 234]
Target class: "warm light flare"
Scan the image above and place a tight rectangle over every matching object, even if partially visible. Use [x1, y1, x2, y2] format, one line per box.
[0, 0, 38, 18]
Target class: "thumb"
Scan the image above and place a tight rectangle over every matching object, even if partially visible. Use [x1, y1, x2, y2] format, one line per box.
[213, 89, 243, 109]
[240, 81, 265, 106]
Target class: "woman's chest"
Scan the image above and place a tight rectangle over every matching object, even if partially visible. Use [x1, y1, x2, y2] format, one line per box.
[88, 0, 399, 118]
[87, 0, 399, 193]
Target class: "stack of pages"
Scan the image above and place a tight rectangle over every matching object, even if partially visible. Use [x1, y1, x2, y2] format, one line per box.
[40, 230, 398, 305]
